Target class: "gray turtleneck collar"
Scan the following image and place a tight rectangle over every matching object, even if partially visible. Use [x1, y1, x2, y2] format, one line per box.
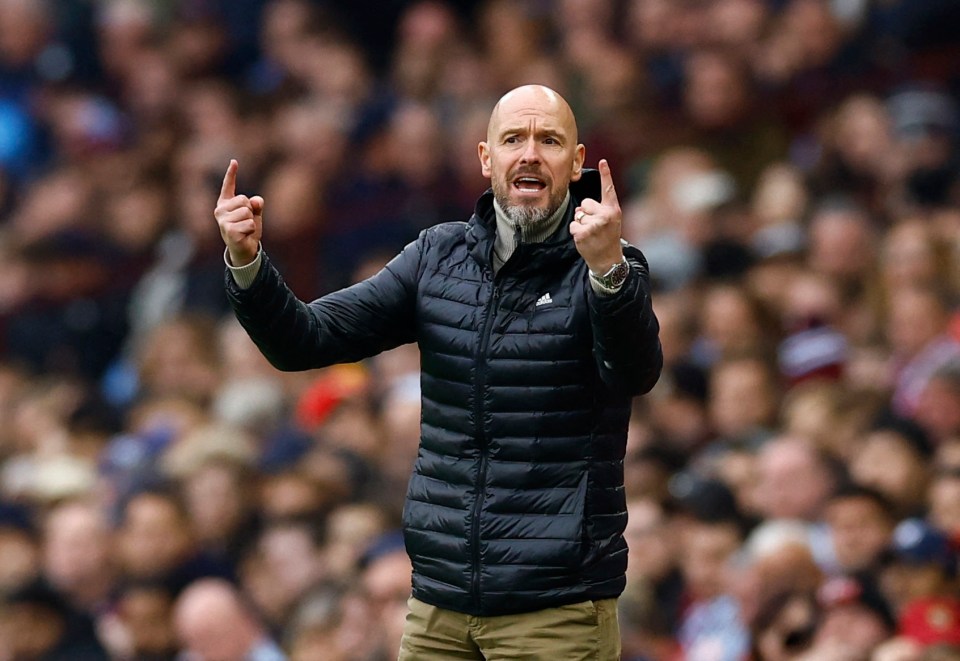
[491, 190, 571, 273]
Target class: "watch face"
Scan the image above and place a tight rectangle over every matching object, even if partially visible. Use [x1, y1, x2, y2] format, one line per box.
[591, 259, 629, 288]
[608, 260, 629, 286]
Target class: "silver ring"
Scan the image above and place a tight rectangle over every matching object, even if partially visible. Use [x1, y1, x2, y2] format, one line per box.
[575, 211, 585, 222]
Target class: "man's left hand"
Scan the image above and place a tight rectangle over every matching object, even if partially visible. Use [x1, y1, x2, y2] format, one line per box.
[569, 159, 624, 274]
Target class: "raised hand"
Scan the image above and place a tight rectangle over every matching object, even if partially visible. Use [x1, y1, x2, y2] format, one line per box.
[214, 159, 263, 266]
[569, 159, 623, 275]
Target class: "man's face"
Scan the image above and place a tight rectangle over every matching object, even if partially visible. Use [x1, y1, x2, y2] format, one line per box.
[825, 497, 893, 572]
[43, 504, 110, 590]
[119, 495, 192, 577]
[478, 86, 584, 226]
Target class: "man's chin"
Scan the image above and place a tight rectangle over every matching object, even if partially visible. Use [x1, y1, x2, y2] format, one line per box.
[494, 187, 560, 225]
[503, 203, 551, 226]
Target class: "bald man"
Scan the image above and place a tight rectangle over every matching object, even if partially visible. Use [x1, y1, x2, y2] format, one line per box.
[174, 579, 285, 661]
[217, 85, 662, 659]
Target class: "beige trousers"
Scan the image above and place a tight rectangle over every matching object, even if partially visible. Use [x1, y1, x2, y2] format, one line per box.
[397, 596, 621, 660]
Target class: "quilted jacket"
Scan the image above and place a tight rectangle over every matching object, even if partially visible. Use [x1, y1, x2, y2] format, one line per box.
[226, 169, 662, 615]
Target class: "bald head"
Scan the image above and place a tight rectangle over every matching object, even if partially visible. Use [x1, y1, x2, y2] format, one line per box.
[487, 85, 578, 144]
[174, 579, 263, 661]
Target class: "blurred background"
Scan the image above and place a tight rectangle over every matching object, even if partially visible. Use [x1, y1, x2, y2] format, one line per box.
[0, 0, 958, 659]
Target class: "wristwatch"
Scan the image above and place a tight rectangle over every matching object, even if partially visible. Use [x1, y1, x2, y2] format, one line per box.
[589, 256, 630, 290]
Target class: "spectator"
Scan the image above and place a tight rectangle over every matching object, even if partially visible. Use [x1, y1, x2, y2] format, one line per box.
[879, 518, 958, 618]
[927, 469, 960, 542]
[173, 578, 286, 661]
[776, 268, 848, 388]
[749, 589, 819, 660]
[807, 94, 898, 216]
[676, 513, 750, 661]
[173, 456, 260, 574]
[810, 574, 896, 659]
[805, 198, 879, 312]
[108, 581, 178, 661]
[887, 285, 960, 418]
[115, 488, 233, 597]
[679, 48, 789, 194]
[779, 381, 879, 462]
[823, 483, 896, 574]
[880, 219, 954, 294]
[886, 87, 960, 211]
[41, 498, 116, 614]
[850, 417, 934, 518]
[0, 577, 109, 660]
[134, 315, 223, 405]
[240, 518, 325, 632]
[358, 532, 413, 659]
[706, 354, 780, 451]
[740, 434, 840, 574]
[622, 497, 684, 637]
[914, 360, 960, 447]
[647, 361, 711, 454]
[621, 147, 717, 290]
[0, 503, 39, 594]
[694, 284, 776, 367]
[322, 501, 388, 580]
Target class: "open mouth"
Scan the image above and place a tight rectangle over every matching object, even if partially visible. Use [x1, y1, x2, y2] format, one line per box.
[513, 176, 546, 193]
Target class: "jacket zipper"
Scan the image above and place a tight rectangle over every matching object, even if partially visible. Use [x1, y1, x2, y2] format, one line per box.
[470, 274, 500, 612]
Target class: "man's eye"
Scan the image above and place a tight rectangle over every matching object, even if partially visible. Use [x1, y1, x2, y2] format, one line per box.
[544, 137, 558, 145]
[505, 136, 518, 144]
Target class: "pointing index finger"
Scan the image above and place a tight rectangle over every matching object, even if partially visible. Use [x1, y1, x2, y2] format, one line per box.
[220, 159, 238, 200]
[598, 159, 618, 207]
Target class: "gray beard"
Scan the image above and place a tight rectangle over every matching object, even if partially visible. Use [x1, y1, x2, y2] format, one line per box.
[492, 185, 558, 229]
[500, 201, 552, 227]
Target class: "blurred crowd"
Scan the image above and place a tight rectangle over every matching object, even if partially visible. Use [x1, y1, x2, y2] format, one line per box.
[0, 0, 959, 659]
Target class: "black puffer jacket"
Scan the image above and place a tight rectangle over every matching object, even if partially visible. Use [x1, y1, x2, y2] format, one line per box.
[226, 170, 662, 616]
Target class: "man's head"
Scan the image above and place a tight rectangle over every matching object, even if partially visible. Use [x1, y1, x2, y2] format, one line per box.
[824, 484, 895, 573]
[42, 499, 112, 601]
[174, 579, 264, 661]
[880, 518, 956, 608]
[679, 516, 743, 602]
[752, 435, 836, 522]
[116, 583, 176, 659]
[814, 575, 895, 655]
[117, 489, 193, 580]
[479, 85, 585, 227]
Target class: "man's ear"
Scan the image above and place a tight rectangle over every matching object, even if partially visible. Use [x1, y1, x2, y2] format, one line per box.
[478, 142, 492, 179]
[571, 144, 585, 181]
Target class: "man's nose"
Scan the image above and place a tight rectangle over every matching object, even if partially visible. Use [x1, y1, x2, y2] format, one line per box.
[520, 139, 541, 163]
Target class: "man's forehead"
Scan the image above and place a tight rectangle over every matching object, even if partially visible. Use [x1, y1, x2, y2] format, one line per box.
[489, 86, 576, 135]
[497, 113, 567, 133]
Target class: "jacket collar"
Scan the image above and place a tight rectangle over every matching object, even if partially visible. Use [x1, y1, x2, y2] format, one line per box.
[466, 169, 602, 271]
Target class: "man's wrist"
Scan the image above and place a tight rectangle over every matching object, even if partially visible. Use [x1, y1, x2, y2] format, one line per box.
[225, 245, 263, 290]
[227, 247, 258, 267]
[588, 255, 629, 293]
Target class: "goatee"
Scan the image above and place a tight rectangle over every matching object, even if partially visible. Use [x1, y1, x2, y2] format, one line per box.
[498, 199, 552, 227]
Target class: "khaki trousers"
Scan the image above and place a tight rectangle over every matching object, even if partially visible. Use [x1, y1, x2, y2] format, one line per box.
[397, 596, 621, 660]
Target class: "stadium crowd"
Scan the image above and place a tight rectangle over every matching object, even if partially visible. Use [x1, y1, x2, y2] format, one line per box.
[0, 0, 959, 658]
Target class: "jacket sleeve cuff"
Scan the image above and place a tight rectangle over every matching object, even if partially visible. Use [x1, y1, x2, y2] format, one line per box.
[224, 246, 262, 290]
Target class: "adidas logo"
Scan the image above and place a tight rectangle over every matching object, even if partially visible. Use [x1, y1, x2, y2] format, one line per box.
[535, 293, 553, 307]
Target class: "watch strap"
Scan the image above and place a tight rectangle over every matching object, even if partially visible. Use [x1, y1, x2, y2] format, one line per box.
[588, 256, 630, 293]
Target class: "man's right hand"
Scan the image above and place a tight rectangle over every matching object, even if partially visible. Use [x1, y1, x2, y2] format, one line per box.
[214, 159, 263, 266]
